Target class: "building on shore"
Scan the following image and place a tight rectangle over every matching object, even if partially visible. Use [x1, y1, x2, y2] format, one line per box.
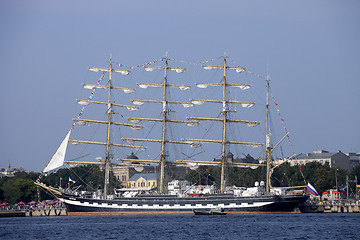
[127, 173, 159, 189]
[215, 152, 259, 164]
[112, 166, 130, 188]
[0, 163, 26, 177]
[112, 152, 188, 189]
[268, 150, 352, 171]
[269, 150, 358, 172]
[290, 150, 350, 171]
[111, 153, 140, 188]
[347, 152, 360, 169]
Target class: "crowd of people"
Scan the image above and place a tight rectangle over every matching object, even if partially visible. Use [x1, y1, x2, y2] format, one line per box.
[0, 199, 65, 211]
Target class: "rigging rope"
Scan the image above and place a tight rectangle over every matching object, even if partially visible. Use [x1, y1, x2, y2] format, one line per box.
[117, 56, 222, 69]
[227, 56, 264, 79]
[38, 71, 106, 190]
[116, 55, 266, 82]
[269, 87, 307, 184]
[169, 56, 222, 66]
[71, 72, 106, 131]
[269, 88, 294, 155]
[117, 58, 164, 69]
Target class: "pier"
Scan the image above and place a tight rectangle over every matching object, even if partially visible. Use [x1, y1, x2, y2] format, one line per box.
[299, 201, 360, 213]
[0, 210, 26, 217]
[0, 208, 67, 217]
[26, 207, 67, 216]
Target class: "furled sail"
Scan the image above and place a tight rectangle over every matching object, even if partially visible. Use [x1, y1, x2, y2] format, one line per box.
[43, 130, 71, 172]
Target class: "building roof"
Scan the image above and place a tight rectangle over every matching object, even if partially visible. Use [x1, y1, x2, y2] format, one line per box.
[128, 173, 159, 182]
[127, 152, 139, 160]
[214, 152, 259, 164]
[294, 150, 344, 160]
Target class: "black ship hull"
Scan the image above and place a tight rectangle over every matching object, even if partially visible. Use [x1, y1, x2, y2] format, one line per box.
[299, 202, 325, 213]
[59, 194, 308, 214]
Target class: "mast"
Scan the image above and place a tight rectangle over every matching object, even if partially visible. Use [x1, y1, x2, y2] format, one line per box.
[265, 77, 271, 193]
[64, 57, 148, 199]
[264, 75, 293, 192]
[118, 55, 264, 194]
[119, 54, 193, 194]
[181, 56, 263, 193]
[159, 57, 169, 194]
[103, 57, 113, 198]
[220, 56, 227, 193]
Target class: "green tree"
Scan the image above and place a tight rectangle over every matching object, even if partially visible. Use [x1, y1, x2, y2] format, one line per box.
[350, 166, 360, 180]
[313, 168, 331, 193]
[0, 176, 36, 204]
[42, 165, 120, 193]
[270, 161, 355, 195]
[229, 167, 266, 187]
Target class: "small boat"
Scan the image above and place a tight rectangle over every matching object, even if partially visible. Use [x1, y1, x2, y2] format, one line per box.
[193, 208, 227, 215]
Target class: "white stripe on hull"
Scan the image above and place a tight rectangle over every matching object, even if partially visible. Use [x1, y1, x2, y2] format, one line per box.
[60, 198, 273, 210]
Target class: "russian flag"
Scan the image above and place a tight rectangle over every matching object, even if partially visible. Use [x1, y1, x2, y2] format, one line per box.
[306, 183, 319, 196]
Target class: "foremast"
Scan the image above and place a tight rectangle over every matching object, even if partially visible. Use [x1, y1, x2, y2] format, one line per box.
[66, 57, 146, 198]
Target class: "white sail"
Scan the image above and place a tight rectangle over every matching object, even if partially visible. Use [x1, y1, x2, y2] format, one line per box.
[266, 133, 271, 148]
[123, 89, 135, 94]
[77, 100, 90, 105]
[179, 86, 190, 90]
[181, 103, 193, 108]
[43, 130, 71, 172]
[241, 103, 255, 108]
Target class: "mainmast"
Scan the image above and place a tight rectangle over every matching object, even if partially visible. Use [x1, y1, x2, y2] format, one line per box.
[181, 56, 263, 193]
[119, 55, 195, 193]
[119, 55, 265, 194]
[103, 57, 114, 198]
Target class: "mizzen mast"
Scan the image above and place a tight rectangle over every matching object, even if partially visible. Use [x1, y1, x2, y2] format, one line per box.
[263, 74, 292, 192]
[265, 76, 271, 193]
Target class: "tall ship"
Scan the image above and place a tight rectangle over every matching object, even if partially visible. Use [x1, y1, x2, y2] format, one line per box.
[36, 55, 308, 214]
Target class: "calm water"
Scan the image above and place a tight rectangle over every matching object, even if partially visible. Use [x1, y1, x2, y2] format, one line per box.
[0, 213, 359, 240]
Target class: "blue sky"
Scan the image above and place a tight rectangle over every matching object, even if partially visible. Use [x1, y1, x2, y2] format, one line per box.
[0, 0, 359, 172]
